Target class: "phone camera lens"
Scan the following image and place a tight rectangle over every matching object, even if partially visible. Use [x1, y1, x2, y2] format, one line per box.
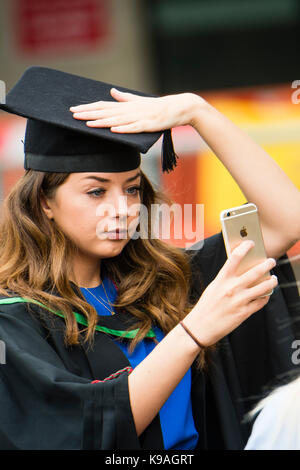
[227, 212, 230, 217]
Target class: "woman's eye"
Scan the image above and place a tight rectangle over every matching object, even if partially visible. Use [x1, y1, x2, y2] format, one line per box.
[126, 185, 141, 195]
[87, 189, 105, 197]
[87, 186, 141, 198]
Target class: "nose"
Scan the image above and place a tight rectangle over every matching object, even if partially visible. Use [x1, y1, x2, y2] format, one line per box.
[114, 194, 128, 218]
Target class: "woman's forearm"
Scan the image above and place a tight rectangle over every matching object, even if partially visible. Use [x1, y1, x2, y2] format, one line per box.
[190, 99, 300, 245]
[128, 322, 199, 436]
[128, 235, 277, 437]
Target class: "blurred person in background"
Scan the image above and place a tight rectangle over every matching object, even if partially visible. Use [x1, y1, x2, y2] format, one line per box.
[245, 374, 300, 450]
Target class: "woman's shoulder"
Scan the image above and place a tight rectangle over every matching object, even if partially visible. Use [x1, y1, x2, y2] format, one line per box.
[0, 290, 50, 332]
[187, 231, 226, 264]
[185, 231, 227, 287]
[0, 290, 29, 311]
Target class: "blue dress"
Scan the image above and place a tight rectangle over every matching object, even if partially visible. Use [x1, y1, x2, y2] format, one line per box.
[80, 277, 199, 450]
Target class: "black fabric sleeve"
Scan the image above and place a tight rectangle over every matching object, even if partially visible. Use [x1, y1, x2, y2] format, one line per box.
[0, 309, 140, 450]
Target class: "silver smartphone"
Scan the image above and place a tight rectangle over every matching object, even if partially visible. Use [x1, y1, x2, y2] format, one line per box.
[220, 202, 273, 297]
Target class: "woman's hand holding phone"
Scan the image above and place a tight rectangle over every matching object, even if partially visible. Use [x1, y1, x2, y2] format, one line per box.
[184, 240, 278, 347]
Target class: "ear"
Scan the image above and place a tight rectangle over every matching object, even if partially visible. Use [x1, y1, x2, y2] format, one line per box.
[40, 195, 54, 221]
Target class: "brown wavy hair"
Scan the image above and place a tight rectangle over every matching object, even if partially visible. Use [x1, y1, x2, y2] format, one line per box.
[0, 169, 207, 366]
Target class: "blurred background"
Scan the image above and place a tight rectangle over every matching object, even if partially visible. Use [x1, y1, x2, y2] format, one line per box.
[0, 0, 299, 287]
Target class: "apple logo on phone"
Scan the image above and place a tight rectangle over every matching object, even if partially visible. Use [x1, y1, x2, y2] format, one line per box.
[240, 226, 248, 237]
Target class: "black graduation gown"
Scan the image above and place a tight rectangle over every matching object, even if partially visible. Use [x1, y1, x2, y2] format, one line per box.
[0, 231, 299, 450]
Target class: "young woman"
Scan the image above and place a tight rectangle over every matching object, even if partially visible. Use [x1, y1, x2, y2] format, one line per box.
[0, 66, 299, 450]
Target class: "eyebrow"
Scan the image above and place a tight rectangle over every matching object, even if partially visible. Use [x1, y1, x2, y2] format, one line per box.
[81, 171, 141, 184]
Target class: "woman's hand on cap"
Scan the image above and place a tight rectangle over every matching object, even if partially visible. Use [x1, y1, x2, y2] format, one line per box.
[70, 88, 205, 133]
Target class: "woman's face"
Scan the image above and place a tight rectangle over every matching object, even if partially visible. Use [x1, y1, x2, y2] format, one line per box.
[42, 168, 142, 259]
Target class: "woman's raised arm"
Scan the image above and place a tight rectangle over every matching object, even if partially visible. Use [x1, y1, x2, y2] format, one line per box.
[70, 88, 300, 260]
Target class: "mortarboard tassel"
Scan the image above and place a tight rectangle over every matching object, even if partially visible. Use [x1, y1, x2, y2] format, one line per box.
[162, 129, 179, 173]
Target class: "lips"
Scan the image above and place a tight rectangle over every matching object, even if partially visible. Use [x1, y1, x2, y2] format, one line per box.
[104, 229, 128, 239]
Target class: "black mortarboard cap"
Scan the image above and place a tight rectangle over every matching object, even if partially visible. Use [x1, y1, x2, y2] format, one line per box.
[0, 66, 178, 173]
